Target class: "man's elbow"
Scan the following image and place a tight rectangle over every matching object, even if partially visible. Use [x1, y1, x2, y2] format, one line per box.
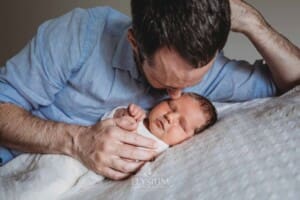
[276, 78, 300, 94]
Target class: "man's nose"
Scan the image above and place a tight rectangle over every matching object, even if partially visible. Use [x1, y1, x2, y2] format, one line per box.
[166, 88, 182, 99]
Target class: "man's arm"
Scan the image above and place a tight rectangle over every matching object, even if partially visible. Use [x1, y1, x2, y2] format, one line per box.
[0, 103, 157, 180]
[230, 0, 300, 93]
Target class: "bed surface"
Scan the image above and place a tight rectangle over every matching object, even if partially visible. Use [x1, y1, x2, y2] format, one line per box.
[1, 86, 299, 200]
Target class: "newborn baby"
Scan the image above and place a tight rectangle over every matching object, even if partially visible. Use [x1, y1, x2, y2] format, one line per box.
[0, 93, 217, 200]
[103, 92, 217, 153]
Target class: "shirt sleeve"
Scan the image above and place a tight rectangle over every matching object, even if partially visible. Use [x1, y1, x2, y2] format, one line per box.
[0, 8, 93, 110]
[186, 52, 278, 102]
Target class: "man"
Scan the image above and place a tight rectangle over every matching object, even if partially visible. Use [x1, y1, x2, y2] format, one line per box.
[0, 0, 299, 180]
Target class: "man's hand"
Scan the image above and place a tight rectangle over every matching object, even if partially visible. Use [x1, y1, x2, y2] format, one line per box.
[229, 0, 265, 33]
[72, 116, 157, 180]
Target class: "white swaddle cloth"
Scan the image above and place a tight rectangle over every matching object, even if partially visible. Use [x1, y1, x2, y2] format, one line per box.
[102, 106, 169, 154]
[0, 106, 169, 200]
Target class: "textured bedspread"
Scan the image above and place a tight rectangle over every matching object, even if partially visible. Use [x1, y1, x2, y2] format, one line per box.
[0, 86, 299, 200]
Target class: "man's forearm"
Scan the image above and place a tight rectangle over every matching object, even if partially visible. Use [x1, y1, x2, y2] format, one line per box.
[230, 0, 300, 93]
[245, 19, 300, 92]
[0, 103, 86, 156]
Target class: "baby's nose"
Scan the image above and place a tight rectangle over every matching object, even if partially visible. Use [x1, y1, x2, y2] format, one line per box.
[165, 112, 180, 123]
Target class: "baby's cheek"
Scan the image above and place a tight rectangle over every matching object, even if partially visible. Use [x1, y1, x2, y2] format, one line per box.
[149, 122, 163, 139]
[166, 127, 188, 145]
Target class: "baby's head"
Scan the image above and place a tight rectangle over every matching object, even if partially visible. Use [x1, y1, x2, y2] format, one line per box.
[145, 93, 217, 146]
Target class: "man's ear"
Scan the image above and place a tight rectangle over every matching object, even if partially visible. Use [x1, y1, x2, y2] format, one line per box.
[127, 28, 138, 52]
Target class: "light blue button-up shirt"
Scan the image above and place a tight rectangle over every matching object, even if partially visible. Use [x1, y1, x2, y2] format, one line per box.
[0, 7, 277, 165]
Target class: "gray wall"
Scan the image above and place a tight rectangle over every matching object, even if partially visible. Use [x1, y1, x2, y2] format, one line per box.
[0, 0, 130, 66]
[0, 0, 299, 66]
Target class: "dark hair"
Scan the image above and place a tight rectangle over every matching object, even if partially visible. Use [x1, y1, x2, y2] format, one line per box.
[131, 0, 231, 67]
[184, 93, 217, 134]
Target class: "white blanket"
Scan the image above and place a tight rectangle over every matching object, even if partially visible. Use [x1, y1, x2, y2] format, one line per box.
[0, 106, 169, 200]
[0, 86, 299, 200]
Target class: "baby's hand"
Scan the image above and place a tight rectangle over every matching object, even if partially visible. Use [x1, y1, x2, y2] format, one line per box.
[113, 108, 130, 119]
[128, 104, 146, 122]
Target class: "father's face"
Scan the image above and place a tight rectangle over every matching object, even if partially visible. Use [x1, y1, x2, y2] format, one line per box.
[128, 30, 215, 99]
[140, 47, 215, 99]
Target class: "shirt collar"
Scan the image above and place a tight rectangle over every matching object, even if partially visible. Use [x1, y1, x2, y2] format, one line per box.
[112, 27, 145, 82]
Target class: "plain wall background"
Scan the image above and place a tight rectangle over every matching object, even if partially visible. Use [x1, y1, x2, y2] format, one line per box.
[1, 0, 300, 66]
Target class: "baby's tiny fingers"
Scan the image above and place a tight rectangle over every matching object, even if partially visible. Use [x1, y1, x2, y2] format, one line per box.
[137, 112, 146, 121]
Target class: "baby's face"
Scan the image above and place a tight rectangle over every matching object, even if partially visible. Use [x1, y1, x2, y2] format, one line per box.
[147, 94, 207, 145]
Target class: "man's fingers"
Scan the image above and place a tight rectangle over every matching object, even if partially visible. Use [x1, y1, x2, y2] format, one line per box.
[101, 167, 131, 180]
[117, 129, 158, 149]
[116, 143, 156, 161]
[76, 117, 154, 180]
[109, 156, 145, 174]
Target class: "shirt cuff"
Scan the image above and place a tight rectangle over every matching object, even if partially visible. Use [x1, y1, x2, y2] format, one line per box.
[0, 146, 17, 166]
